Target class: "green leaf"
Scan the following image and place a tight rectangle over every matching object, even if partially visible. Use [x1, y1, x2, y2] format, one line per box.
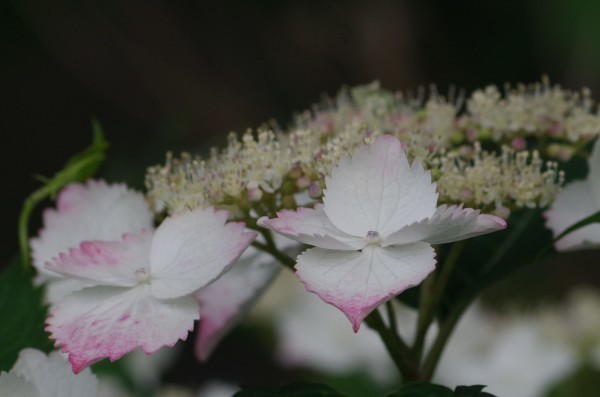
[387, 383, 496, 397]
[387, 381, 454, 397]
[454, 385, 496, 397]
[233, 383, 349, 397]
[0, 259, 52, 371]
[437, 208, 550, 321]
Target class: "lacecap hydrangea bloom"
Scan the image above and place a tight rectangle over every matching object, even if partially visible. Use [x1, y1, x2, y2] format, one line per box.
[146, 78, 591, 223]
[45, 207, 256, 372]
[545, 138, 600, 251]
[259, 135, 506, 330]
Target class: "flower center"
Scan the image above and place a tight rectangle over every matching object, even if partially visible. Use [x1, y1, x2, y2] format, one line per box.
[365, 230, 381, 245]
[134, 268, 151, 284]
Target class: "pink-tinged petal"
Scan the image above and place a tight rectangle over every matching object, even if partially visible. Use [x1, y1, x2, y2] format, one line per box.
[323, 135, 438, 237]
[30, 180, 153, 279]
[46, 285, 198, 373]
[545, 180, 600, 251]
[588, 140, 600, 203]
[193, 248, 280, 361]
[150, 207, 257, 300]
[12, 349, 99, 397]
[45, 231, 153, 287]
[296, 243, 435, 331]
[257, 204, 366, 250]
[383, 205, 507, 246]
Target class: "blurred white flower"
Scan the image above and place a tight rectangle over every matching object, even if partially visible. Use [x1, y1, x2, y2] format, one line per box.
[545, 139, 600, 251]
[436, 303, 577, 397]
[0, 349, 99, 397]
[196, 381, 240, 397]
[268, 271, 400, 384]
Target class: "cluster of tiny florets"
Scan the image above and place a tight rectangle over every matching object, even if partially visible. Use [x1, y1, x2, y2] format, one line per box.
[434, 143, 565, 216]
[467, 78, 600, 142]
[145, 78, 599, 220]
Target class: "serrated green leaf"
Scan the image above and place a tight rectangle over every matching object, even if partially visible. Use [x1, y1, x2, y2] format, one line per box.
[387, 381, 454, 397]
[233, 382, 349, 397]
[454, 385, 496, 397]
[0, 259, 52, 371]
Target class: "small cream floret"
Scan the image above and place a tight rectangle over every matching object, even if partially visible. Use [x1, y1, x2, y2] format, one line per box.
[134, 268, 151, 284]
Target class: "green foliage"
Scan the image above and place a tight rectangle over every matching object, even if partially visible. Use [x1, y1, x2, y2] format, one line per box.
[439, 208, 550, 320]
[0, 259, 52, 371]
[397, 208, 551, 318]
[233, 382, 349, 397]
[387, 382, 496, 397]
[386, 381, 453, 397]
[454, 385, 496, 397]
[19, 120, 109, 267]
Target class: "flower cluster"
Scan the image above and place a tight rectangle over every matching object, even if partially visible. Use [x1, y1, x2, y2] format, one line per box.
[146, 78, 597, 219]
[32, 180, 256, 372]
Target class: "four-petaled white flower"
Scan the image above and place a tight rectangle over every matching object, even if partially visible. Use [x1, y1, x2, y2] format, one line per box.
[259, 135, 506, 331]
[0, 349, 99, 397]
[45, 208, 256, 373]
[545, 139, 600, 251]
[30, 180, 154, 303]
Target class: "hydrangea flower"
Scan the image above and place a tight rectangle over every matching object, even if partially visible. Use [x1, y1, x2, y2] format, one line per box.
[545, 139, 600, 251]
[45, 207, 256, 372]
[30, 180, 153, 303]
[0, 349, 99, 397]
[259, 135, 506, 330]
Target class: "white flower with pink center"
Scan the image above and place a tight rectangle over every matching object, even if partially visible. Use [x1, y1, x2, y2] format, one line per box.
[45, 208, 256, 373]
[30, 180, 153, 303]
[258, 135, 506, 331]
[545, 139, 600, 251]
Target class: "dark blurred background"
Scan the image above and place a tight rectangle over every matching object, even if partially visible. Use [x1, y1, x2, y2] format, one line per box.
[4, 0, 600, 265]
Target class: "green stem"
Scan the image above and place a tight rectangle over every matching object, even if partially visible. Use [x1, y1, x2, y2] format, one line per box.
[420, 210, 536, 380]
[364, 310, 418, 381]
[412, 241, 465, 361]
[386, 301, 398, 336]
[251, 230, 297, 271]
[421, 294, 472, 380]
[18, 185, 54, 270]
